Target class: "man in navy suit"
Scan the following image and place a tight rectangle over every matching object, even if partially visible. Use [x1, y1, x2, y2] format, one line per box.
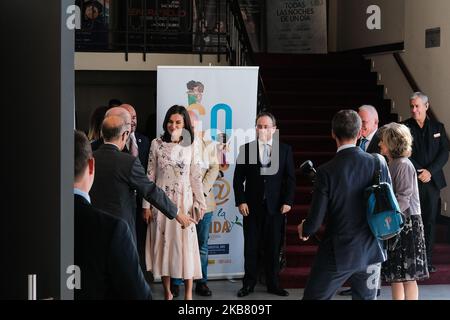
[404, 92, 449, 272]
[74, 130, 151, 299]
[233, 111, 296, 297]
[339, 104, 381, 297]
[298, 110, 389, 300]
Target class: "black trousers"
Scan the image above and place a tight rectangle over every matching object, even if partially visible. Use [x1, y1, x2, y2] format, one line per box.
[418, 181, 440, 265]
[242, 202, 284, 290]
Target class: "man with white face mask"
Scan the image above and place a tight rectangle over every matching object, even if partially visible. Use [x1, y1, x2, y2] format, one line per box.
[233, 111, 296, 298]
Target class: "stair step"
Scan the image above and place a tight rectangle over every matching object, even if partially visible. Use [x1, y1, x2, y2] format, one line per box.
[284, 245, 319, 267]
[287, 205, 310, 224]
[264, 78, 379, 91]
[293, 151, 335, 168]
[281, 135, 335, 152]
[432, 244, 450, 265]
[278, 120, 331, 135]
[279, 267, 311, 288]
[255, 53, 368, 67]
[268, 93, 389, 107]
[261, 68, 377, 81]
[295, 186, 313, 204]
[418, 264, 450, 285]
[285, 224, 326, 245]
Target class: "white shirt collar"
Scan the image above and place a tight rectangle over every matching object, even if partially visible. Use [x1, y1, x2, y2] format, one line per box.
[364, 129, 377, 142]
[74, 188, 91, 203]
[337, 144, 356, 153]
[258, 139, 273, 147]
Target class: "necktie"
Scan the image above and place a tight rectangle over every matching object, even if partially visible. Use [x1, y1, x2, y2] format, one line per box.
[360, 138, 368, 151]
[261, 143, 270, 166]
[129, 133, 139, 157]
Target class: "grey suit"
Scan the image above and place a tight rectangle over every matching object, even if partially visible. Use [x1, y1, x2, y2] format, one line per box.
[90, 144, 178, 243]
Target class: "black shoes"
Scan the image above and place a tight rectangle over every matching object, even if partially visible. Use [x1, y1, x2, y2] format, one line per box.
[338, 288, 381, 297]
[195, 283, 212, 296]
[170, 284, 180, 298]
[237, 286, 254, 297]
[267, 287, 289, 296]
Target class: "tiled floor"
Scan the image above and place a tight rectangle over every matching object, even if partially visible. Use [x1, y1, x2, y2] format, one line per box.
[149, 279, 450, 300]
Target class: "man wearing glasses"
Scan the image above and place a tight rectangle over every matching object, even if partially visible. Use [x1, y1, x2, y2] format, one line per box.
[89, 114, 195, 245]
[233, 111, 296, 297]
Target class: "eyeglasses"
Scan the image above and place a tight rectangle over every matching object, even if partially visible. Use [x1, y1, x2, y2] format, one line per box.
[256, 125, 274, 129]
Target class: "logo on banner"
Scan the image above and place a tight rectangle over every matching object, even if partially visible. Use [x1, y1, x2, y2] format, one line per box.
[214, 177, 230, 206]
[210, 208, 243, 234]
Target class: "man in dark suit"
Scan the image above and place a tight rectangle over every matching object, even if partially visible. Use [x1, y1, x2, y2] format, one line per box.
[74, 130, 151, 299]
[233, 111, 296, 297]
[298, 110, 389, 300]
[339, 104, 381, 297]
[404, 92, 449, 273]
[357, 105, 380, 153]
[119, 104, 151, 279]
[90, 114, 195, 245]
[91, 106, 132, 153]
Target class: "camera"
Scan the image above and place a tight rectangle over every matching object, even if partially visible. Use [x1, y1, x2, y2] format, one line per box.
[299, 160, 317, 183]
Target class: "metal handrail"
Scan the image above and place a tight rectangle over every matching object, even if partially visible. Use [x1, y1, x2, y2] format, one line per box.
[227, 0, 270, 113]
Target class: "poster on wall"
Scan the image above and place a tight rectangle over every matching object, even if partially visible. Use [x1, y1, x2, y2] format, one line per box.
[117, 0, 192, 51]
[267, 0, 327, 53]
[75, 0, 111, 50]
[157, 66, 259, 278]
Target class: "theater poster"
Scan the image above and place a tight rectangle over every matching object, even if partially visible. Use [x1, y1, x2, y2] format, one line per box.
[75, 0, 111, 50]
[267, 0, 327, 53]
[157, 66, 259, 278]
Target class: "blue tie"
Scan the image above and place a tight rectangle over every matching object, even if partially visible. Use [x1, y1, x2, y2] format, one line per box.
[360, 138, 368, 151]
[262, 143, 270, 166]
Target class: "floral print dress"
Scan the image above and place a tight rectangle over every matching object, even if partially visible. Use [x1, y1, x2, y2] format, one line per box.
[144, 138, 206, 279]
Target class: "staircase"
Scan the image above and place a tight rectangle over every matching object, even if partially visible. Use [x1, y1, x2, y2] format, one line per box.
[255, 53, 450, 288]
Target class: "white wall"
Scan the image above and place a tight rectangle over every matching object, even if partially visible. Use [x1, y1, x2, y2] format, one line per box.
[75, 53, 228, 71]
[368, 0, 450, 213]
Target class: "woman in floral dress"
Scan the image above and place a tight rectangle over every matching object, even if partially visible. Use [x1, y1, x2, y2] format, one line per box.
[143, 105, 206, 300]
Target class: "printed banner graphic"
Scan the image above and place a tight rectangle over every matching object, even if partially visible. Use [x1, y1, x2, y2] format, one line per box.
[267, 0, 327, 53]
[157, 66, 259, 278]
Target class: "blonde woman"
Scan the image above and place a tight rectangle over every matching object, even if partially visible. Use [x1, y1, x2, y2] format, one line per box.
[378, 123, 429, 300]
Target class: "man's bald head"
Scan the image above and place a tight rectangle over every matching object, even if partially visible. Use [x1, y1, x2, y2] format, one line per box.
[120, 104, 137, 132]
[101, 115, 129, 144]
[105, 107, 131, 126]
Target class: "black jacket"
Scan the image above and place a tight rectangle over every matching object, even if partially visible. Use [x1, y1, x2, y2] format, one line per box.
[404, 117, 449, 190]
[90, 144, 178, 242]
[303, 147, 390, 271]
[233, 140, 296, 215]
[74, 194, 151, 300]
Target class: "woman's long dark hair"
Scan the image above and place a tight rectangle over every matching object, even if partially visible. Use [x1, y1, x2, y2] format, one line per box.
[161, 105, 194, 146]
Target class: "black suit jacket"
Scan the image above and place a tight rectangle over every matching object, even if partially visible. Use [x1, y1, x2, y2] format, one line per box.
[361, 129, 381, 154]
[404, 117, 449, 190]
[92, 133, 150, 170]
[233, 140, 296, 215]
[135, 132, 150, 172]
[74, 194, 151, 300]
[90, 144, 178, 241]
[303, 147, 389, 271]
